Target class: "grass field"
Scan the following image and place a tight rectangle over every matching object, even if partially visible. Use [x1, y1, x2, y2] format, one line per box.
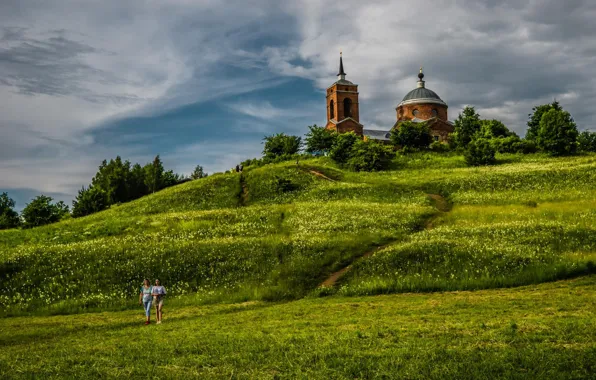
[1, 152, 596, 378]
[1, 276, 595, 379]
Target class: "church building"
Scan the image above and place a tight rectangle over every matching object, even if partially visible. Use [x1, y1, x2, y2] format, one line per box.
[324, 54, 454, 143]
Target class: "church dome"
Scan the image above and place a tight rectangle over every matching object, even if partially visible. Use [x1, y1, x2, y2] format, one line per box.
[397, 68, 447, 108]
[402, 87, 442, 102]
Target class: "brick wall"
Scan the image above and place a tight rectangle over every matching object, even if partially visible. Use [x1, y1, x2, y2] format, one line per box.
[396, 103, 448, 121]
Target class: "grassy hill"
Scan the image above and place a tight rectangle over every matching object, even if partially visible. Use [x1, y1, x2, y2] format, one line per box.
[2, 152, 596, 378]
[1, 153, 595, 315]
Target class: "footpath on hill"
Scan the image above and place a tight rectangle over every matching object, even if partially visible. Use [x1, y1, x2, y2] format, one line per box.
[319, 183, 452, 288]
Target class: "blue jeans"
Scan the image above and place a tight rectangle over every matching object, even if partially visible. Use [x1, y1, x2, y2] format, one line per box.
[143, 299, 152, 317]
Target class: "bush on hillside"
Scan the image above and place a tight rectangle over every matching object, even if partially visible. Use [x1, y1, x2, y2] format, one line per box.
[21, 195, 70, 229]
[0, 192, 20, 230]
[390, 121, 432, 149]
[263, 133, 302, 159]
[478, 119, 517, 139]
[329, 132, 359, 164]
[72, 186, 108, 218]
[191, 165, 208, 179]
[429, 141, 450, 152]
[347, 139, 394, 172]
[464, 138, 496, 166]
[578, 130, 596, 152]
[305, 125, 337, 154]
[536, 108, 578, 156]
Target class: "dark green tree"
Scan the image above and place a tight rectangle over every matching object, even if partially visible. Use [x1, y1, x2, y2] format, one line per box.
[144, 155, 165, 193]
[578, 130, 596, 152]
[536, 108, 578, 155]
[464, 138, 496, 166]
[0, 192, 20, 230]
[262, 133, 302, 159]
[452, 106, 482, 148]
[72, 186, 108, 218]
[305, 125, 337, 154]
[191, 165, 207, 179]
[347, 139, 394, 172]
[21, 195, 69, 228]
[526, 101, 562, 141]
[128, 163, 148, 200]
[162, 170, 184, 188]
[390, 121, 432, 149]
[329, 132, 359, 164]
[91, 156, 131, 204]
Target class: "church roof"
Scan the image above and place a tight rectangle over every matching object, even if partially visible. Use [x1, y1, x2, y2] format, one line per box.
[363, 129, 391, 141]
[397, 68, 447, 108]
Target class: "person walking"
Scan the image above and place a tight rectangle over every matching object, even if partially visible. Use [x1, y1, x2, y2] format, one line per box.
[139, 279, 153, 325]
[152, 279, 167, 324]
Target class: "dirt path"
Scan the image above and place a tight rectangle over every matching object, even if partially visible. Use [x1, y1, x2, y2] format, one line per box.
[319, 193, 451, 288]
[239, 173, 248, 206]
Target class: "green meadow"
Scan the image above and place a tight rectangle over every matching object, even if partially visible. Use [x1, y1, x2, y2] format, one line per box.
[1, 153, 596, 378]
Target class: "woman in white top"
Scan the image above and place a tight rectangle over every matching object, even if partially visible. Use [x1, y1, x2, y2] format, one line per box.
[152, 279, 167, 324]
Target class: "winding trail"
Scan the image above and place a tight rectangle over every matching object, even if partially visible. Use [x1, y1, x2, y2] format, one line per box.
[318, 189, 452, 288]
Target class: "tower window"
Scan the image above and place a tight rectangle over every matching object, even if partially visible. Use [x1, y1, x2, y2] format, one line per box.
[412, 109, 419, 117]
[431, 109, 438, 117]
[343, 98, 352, 118]
[330, 100, 335, 119]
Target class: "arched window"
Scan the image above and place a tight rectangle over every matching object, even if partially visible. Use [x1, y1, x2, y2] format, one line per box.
[343, 98, 352, 118]
[330, 100, 335, 119]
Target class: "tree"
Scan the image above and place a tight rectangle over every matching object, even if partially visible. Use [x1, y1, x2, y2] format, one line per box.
[262, 133, 302, 159]
[0, 192, 20, 230]
[464, 138, 496, 166]
[390, 121, 432, 149]
[144, 155, 165, 193]
[479, 119, 517, 139]
[526, 101, 562, 141]
[305, 125, 337, 154]
[578, 130, 596, 152]
[452, 106, 482, 148]
[91, 156, 131, 204]
[347, 139, 394, 172]
[536, 108, 578, 156]
[162, 170, 184, 188]
[191, 165, 207, 179]
[128, 163, 148, 200]
[329, 132, 359, 164]
[21, 195, 69, 228]
[72, 186, 108, 218]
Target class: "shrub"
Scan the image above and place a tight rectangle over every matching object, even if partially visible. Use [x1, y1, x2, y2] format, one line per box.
[329, 132, 359, 164]
[72, 186, 108, 218]
[263, 133, 302, 159]
[429, 141, 450, 152]
[578, 130, 596, 152]
[305, 125, 337, 154]
[526, 101, 563, 141]
[21, 195, 70, 228]
[478, 119, 517, 139]
[536, 108, 578, 156]
[489, 135, 522, 153]
[346, 140, 394, 172]
[464, 138, 496, 166]
[390, 121, 432, 149]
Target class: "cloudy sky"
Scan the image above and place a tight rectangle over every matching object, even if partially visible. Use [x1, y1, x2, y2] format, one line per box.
[1, 0, 595, 209]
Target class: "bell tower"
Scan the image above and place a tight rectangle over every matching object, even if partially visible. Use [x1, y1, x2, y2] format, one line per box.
[325, 52, 363, 136]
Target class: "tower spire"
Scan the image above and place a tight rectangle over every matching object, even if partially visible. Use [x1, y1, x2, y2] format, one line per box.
[337, 51, 346, 80]
[417, 66, 425, 88]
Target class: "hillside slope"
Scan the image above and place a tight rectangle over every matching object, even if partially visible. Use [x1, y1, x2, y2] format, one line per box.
[1, 154, 595, 314]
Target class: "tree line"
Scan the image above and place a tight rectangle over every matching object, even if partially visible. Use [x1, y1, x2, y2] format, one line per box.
[245, 100, 596, 169]
[0, 157, 207, 230]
